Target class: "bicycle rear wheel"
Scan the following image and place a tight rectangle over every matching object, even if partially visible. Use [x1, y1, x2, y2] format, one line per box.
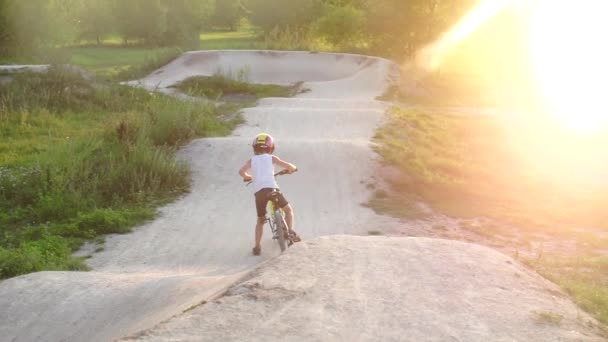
[274, 211, 287, 252]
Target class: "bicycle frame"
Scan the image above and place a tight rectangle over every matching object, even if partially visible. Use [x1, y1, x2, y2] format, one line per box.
[266, 198, 280, 237]
[266, 191, 292, 250]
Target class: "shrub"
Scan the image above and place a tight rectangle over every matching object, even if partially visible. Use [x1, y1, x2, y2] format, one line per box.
[313, 5, 367, 48]
[0, 235, 87, 279]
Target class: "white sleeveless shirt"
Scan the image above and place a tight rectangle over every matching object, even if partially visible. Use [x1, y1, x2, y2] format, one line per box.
[251, 154, 278, 192]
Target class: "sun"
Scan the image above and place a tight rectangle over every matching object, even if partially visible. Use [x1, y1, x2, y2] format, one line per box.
[529, 0, 608, 133]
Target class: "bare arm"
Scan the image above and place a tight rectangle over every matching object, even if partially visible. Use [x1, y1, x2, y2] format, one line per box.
[239, 159, 252, 181]
[272, 155, 297, 173]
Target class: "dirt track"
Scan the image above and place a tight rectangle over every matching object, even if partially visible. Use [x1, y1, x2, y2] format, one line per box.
[0, 51, 604, 341]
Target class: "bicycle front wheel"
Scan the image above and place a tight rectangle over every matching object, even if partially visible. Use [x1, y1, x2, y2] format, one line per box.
[274, 211, 287, 252]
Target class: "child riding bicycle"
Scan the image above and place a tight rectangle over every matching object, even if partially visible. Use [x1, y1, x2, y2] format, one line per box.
[239, 133, 301, 256]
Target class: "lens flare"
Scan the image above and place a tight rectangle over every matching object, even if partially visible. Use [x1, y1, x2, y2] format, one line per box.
[530, 0, 608, 133]
[416, 0, 511, 71]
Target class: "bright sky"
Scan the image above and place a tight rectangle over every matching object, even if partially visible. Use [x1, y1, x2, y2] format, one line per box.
[529, 0, 608, 133]
[419, 0, 608, 134]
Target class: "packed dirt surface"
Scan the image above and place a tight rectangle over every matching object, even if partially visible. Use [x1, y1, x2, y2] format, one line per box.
[123, 236, 604, 342]
[0, 51, 604, 341]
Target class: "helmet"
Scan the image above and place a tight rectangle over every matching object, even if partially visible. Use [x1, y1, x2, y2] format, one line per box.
[252, 133, 275, 154]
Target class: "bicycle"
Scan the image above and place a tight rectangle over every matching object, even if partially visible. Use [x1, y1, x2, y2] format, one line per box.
[247, 169, 298, 252]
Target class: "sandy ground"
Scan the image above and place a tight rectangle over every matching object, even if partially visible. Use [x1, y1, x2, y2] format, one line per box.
[123, 236, 604, 342]
[0, 51, 604, 341]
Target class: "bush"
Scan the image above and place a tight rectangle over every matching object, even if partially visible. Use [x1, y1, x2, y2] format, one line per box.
[313, 5, 367, 48]
[0, 66, 95, 112]
[0, 235, 87, 279]
[75, 209, 131, 235]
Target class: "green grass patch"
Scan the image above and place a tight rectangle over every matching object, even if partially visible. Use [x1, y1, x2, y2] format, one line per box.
[199, 30, 259, 50]
[66, 46, 182, 80]
[0, 66, 239, 279]
[528, 255, 608, 325]
[173, 74, 301, 100]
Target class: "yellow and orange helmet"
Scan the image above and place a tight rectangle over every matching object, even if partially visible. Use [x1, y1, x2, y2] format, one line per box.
[252, 133, 275, 154]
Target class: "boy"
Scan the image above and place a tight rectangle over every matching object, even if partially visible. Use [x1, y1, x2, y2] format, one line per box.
[239, 133, 300, 256]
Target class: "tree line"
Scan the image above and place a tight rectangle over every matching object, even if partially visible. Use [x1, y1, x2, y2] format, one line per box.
[0, 0, 474, 59]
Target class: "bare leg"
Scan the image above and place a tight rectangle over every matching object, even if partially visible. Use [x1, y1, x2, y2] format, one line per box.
[255, 217, 265, 249]
[283, 204, 294, 232]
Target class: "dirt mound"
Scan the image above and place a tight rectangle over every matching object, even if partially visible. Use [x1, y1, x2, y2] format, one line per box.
[125, 235, 605, 341]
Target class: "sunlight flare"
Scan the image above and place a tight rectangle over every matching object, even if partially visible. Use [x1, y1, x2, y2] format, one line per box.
[415, 0, 511, 70]
[529, 0, 608, 133]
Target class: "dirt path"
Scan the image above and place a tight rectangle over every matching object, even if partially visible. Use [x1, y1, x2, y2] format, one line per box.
[0, 51, 398, 342]
[0, 51, 604, 341]
[124, 236, 605, 342]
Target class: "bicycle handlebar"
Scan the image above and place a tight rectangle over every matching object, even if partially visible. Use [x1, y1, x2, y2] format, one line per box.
[274, 168, 298, 176]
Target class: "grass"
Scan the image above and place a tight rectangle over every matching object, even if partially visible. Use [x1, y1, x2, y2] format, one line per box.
[199, 30, 259, 50]
[68, 46, 183, 80]
[0, 66, 240, 279]
[526, 255, 608, 325]
[172, 74, 301, 100]
[372, 106, 608, 326]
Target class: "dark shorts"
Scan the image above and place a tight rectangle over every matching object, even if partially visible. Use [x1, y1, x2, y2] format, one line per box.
[255, 188, 288, 218]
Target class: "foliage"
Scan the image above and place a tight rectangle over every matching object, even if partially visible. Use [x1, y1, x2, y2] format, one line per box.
[247, 0, 319, 32]
[0, 66, 97, 112]
[65, 46, 181, 78]
[529, 255, 608, 325]
[1, 0, 480, 59]
[0, 67, 239, 279]
[362, 0, 475, 57]
[0, 234, 88, 279]
[211, 0, 245, 30]
[112, 49, 182, 81]
[313, 4, 367, 48]
[112, 0, 165, 45]
[78, 0, 113, 44]
[173, 73, 295, 99]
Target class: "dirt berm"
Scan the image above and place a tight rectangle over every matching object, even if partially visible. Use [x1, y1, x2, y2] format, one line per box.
[124, 236, 604, 341]
[0, 51, 605, 341]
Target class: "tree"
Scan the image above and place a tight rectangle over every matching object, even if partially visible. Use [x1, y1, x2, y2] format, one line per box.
[363, 0, 475, 57]
[78, 0, 112, 44]
[313, 4, 366, 48]
[112, 0, 165, 45]
[6, 0, 55, 55]
[211, 0, 244, 30]
[246, 0, 319, 32]
[0, 0, 13, 56]
[162, 0, 214, 47]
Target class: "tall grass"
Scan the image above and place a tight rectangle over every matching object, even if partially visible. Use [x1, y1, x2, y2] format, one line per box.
[0, 66, 238, 279]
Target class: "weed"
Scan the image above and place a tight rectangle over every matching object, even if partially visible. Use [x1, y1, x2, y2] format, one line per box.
[533, 311, 563, 325]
